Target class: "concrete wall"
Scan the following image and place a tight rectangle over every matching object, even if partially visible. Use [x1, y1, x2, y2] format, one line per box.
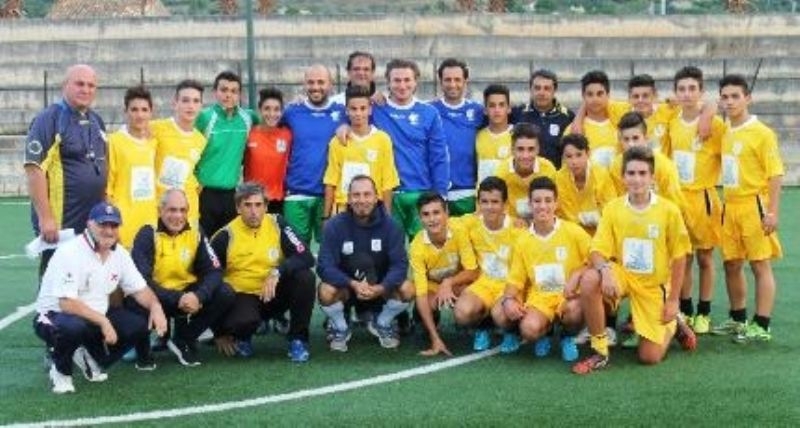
[1, 14, 799, 195]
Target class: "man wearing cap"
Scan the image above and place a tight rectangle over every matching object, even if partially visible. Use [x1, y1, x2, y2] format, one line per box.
[33, 202, 167, 394]
[131, 188, 235, 367]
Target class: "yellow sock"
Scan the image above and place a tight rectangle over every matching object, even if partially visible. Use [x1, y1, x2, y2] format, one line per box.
[590, 333, 609, 357]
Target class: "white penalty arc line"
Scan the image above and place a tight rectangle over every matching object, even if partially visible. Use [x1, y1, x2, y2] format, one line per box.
[0, 254, 28, 260]
[0, 303, 35, 332]
[6, 348, 500, 428]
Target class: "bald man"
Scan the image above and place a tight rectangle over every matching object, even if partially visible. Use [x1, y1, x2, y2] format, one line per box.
[24, 64, 108, 277]
[282, 64, 346, 245]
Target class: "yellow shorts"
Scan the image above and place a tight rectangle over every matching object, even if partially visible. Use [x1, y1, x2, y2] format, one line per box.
[466, 276, 505, 309]
[608, 264, 676, 344]
[524, 291, 566, 322]
[722, 197, 782, 261]
[682, 188, 722, 250]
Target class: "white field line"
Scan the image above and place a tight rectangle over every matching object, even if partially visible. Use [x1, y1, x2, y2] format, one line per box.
[5, 347, 500, 428]
[0, 303, 35, 332]
[0, 254, 28, 260]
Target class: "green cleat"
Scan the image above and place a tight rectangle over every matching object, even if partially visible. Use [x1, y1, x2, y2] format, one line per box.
[692, 314, 711, 334]
[621, 334, 639, 349]
[733, 322, 771, 344]
[710, 318, 745, 336]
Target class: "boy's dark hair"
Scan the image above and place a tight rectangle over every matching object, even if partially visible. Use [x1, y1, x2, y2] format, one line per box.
[258, 87, 284, 108]
[478, 176, 508, 202]
[175, 79, 204, 96]
[561, 134, 589, 152]
[511, 122, 540, 146]
[628, 74, 656, 92]
[581, 70, 610, 93]
[345, 85, 372, 105]
[622, 145, 655, 175]
[674, 66, 704, 91]
[529, 176, 558, 199]
[123, 85, 152, 109]
[213, 71, 242, 90]
[719, 74, 750, 95]
[416, 191, 448, 212]
[483, 84, 510, 105]
[618, 111, 648, 134]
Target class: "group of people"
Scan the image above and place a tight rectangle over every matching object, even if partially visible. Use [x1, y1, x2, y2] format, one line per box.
[24, 52, 783, 394]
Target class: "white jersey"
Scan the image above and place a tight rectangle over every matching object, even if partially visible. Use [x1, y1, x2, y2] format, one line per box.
[35, 232, 147, 315]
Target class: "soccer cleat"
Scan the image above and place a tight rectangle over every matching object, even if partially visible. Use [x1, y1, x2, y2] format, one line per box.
[328, 328, 352, 352]
[49, 365, 75, 394]
[692, 314, 711, 334]
[681, 313, 695, 330]
[621, 334, 640, 349]
[675, 318, 698, 351]
[605, 327, 618, 346]
[121, 348, 138, 363]
[574, 327, 590, 345]
[533, 337, 551, 357]
[560, 336, 579, 362]
[197, 328, 215, 343]
[367, 320, 400, 349]
[288, 339, 310, 363]
[572, 353, 609, 375]
[255, 320, 270, 336]
[733, 322, 772, 344]
[499, 332, 521, 354]
[711, 318, 746, 336]
[235, 339, 254, 358]
[472, 329, 491, 352]
[72, 346, 108, 382]
[167, 339, 202, 367]
[134, 353, 157, 371]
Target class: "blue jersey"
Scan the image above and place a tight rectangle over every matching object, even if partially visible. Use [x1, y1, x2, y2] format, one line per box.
[283, 100, 346, 196]
[24, 100, 107, 235]
[430, 98, 483, 190]
[373, 99, 449, 195]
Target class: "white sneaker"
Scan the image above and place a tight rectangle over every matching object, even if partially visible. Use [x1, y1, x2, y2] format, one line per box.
[197, 328, 215, 343]
[72, 346, 108, 382]
[605, 327, 618, 346]
[574, 327, 590, 345]
[49, 365, 75, 394]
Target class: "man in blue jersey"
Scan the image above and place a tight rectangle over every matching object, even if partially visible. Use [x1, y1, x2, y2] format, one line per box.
[195, 71, 260, 236]
[430, 58, 484, 216]
[24, 64, 108, 278]
[282, 64, 347, 245]
[373, 58, 449, 239]
[511, 69, 575, 168]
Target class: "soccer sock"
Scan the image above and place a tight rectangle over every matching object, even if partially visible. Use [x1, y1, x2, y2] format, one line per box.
[605, 314, 617, 330]
[680, 298, 694, 316]
[697, 300, 711, 316]
[321, 301, 348, 331]
[730, 308, 747, 323]
[377, 299, 409, 328]
[753, 315, 770, 330]
[590, 333, 609, 357]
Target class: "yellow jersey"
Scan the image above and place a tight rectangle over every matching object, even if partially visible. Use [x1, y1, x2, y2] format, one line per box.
[554, 163, 617, 232]
[218, 215, 283, 295]
[462, 214, 520, 285]
[409, 217, 478, 296]
[494, 157, 557, 220]
[592, 194, 691, 288]
[475, 125, 513, 183]
[150, 118, 206, 225]
[668, 114, 725, 191]
[106, 128, 157, 248]
[507, 219, 591, 296]
[608, 151, 687, 213]
[721, 116, 784, 201]
[323, 126, 399, 204]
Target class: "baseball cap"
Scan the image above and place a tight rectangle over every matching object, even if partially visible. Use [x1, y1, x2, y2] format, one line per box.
[88, 202, 122, 225]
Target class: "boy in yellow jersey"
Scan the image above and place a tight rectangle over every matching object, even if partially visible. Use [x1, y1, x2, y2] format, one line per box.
[476, 84, 513, 184]
[669, 66, 727, 334]
[408, 192, 479, 357]
[211, 182, 316, 361]
[566, 70, 619, 168]
[323, 85, 399, 218]
[107, 86, 157, 249]
[572, 146, 692, 374]
[493, 177, 590, 361]
[454, 177, 522, 352]
[494, 123, 556, 222]
[131, 189, 234, 367]
[554, 134, 617, 235]
[150, 80, 206, 229]
[608, 112, 686, 213]
[712, 74, 783, 343]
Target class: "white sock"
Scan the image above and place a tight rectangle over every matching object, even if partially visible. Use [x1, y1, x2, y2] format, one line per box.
[321, 301, 348, 331]
[377, 299, 409, 328]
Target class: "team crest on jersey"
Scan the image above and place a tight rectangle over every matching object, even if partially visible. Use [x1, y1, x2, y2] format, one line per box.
[27, 140, 43, 156]
[498, 245, 510, 259]
[408, 113, 419, 126]
[732, 141, 743, 155]
[466, 109, 475, 122]
[268, 248, 279, 261]
[330, 111, 341, 122]
[648, 224, 659, 239]
[342, 241, 354, 255]
[366, 149, 378, 162]
[549, 124, 560, 136]
[276, 139, 287, 153]
[498, 146, 510, 158]
[555, 246, 567, 262]
[654, 124, 666, 138]
[190, 148, 201, 161]
[180, 248, 191, 263]
[371, 239, 382, 252]
[691, 136, 702, 151]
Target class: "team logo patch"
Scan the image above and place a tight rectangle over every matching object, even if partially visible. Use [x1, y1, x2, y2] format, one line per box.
[331, 111, 341, 122]
[27, 140, 43, 156]
[466, 109, 475, 121]
[190, 148, 201, 161]
[549, 124, 560, 136]
[408, 113, 419, 126]
[366, 149, 378, 162]
[342, 241, 354, 255]
[555, 246, 567, 262]
[648, 224, 659, 239]
[498, 146, 509, 158]
[268, 248, 279, 261]
[732, 141, 743, 155]
[371, 239, 382, 252]
[276, 139, 287, 153]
